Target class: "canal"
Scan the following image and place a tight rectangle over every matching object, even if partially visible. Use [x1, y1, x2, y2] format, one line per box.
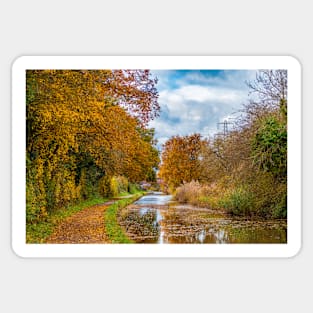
[117, 192, 287, 244]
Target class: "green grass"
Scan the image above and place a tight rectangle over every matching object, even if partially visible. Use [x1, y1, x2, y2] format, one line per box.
[26, 196, 108, 243]
[117, 192, 130, 197]
[218, 186, 255, 216]
[104, 192, 144, 243]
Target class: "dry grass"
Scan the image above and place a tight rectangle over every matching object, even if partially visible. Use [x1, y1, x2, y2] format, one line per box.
[174, 181, 224, 209]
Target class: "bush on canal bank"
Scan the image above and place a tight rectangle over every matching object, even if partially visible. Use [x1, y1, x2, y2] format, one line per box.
[174, 178, 286, 219]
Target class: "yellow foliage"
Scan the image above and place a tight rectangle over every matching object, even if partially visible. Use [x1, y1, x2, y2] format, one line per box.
[26, 70, 160, 218]
[159, 134, 205, 189]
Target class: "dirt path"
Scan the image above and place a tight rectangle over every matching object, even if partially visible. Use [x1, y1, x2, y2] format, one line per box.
[46, 200, 116, 244]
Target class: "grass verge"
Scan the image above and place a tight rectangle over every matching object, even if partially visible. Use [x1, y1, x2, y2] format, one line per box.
[26, 196, 108, 243]
[104, 192, 144, 243]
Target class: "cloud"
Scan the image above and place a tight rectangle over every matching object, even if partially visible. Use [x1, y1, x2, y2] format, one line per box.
[149, 70, 257, 149]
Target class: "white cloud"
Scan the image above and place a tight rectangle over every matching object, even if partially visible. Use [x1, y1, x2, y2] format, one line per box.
[177, 85, 246, 103]
[149, 70, 257, 148]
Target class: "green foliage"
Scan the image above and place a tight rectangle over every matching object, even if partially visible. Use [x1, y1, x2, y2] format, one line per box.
[128, 182, 141, 194]
[272, 194, 287, 219]
[26, 158, 48, 222]
[245, 171, 287, 218]
[109, 176, 119, 197]
[26, 203, 48, 225]
[98, 175, 138, 197]
[252, 115, 287, 179]
[174, 176, 287, 219]
[115, 176, 129, 194]
[218, 186, 255, 216]
[145, 168, 157, 182]
[98, 175, 111, 198]
[197, 195, 219, 209]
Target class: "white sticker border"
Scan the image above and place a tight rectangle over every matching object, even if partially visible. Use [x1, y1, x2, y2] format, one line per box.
[12, 56, 301, 258]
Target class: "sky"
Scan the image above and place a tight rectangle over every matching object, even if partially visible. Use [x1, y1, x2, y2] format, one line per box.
[149, 70, 258, 150]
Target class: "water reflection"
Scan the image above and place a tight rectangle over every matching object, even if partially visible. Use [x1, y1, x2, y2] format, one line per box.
[198, 229, 206, 243]
[135, 193, 173, 206]
[118, 193, 287, 244]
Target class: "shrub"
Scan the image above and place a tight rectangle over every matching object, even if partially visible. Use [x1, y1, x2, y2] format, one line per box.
[175, 180, 232, 209]
[26, 171, 48, 223]
[247, 171, 287, 218]
[109, 176, 119, 197]
[128, 182, 140, 194]
[115, 176, 129, 194]
[272, 195, 287, 219]
[26, 204, 48, 224]
[173, 176, 286, 219]
[251, 114, 287, 179]
[174, 181, 202, 204]
[198, 195, 219, 209]
[98, 175, 111, 197]
[78, 168, 97, 200]
[218, 186, 255, 216]
[99, 175, 131, 197]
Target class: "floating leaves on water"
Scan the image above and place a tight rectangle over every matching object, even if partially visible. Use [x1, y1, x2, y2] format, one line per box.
[118, 200, 287, 244]
[118, 208, 160, 242]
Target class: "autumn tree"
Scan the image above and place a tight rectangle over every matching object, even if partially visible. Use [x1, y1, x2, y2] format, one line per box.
[158, 134, 204, 191]
[26, 70, 160, 220]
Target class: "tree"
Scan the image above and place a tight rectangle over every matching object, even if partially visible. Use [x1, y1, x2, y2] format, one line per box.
[158, 134, 204, 190]
[26, 70, 160, 217]
[245, 70, 287, 217]
[245, 70, 287, 178]
[246, 70, 287, 107]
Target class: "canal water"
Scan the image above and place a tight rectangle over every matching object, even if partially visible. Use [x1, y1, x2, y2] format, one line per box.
[118, 192, 287, 244]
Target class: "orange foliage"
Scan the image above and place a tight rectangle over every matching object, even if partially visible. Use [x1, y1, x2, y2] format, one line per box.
[26, 70, 160, 216]
[158, 134, 205, 191]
